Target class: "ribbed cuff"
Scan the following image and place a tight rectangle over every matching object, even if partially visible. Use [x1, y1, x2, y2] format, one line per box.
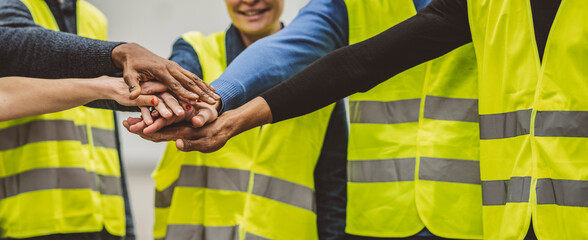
[211, 79, 246, 114]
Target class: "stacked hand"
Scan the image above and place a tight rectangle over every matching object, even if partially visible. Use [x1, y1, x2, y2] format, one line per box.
[122, 94, 273, 153]
[111, 43, 220, 103]
[121, 80, 226, 152]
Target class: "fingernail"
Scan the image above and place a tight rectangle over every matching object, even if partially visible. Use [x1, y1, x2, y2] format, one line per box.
[150, 97, 156, 105]
[140, 115, 143, 119]
[185, 105, 191, 110]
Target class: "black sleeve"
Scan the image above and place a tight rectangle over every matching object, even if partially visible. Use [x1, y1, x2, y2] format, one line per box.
[0, 0, 123, 78]
[261, 0, 471, 123]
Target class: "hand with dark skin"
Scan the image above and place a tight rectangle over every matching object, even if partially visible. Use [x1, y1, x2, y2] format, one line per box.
[122, 97, 272, 152]
[111, 43, 220, 103]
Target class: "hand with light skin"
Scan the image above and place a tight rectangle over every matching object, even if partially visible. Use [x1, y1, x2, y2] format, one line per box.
[111, 43, 220, 103]
[125, 97, 219, 134]
[134, 81, 219, 125]
[122, 97, 271, 152]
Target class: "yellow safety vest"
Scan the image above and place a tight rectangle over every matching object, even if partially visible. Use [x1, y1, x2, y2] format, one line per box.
[468, 0, 588, 239]
[345, 0, 481, 238]
[0, 0, 125, 238]
[152, 31, 335, 240]
[152, 31, 257, 240]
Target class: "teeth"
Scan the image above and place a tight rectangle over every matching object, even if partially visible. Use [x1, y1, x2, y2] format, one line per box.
[243, 10, 263, 16]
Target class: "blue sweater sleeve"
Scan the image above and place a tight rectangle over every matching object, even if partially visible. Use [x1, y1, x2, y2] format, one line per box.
[211, 0, 348, 111]
[169, 37, 203, 78]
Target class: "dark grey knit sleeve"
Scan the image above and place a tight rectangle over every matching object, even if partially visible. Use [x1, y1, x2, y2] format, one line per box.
[0, 0, 124, 78]
[84, 100, 140, 112]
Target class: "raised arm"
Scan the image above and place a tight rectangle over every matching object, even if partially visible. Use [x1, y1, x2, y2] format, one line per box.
[263, 0, 472, 122]
[210, 0, 349, 111]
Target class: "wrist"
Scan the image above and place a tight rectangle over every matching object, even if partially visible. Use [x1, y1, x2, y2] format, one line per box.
[111, 43, 136, 69]
[79, 78, 109, 102]
[215, 99, 224, 114]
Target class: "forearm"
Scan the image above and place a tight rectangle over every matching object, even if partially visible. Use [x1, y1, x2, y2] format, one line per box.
[223, 97, 273, 137]
[0, 27, 122, 78]
[0, 76, 155, 121]
[261, 0, 471, 122]
[0, 77, 107, 121]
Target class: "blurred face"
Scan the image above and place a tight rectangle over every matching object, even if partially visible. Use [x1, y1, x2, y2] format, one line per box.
[225, 0, 284, 37]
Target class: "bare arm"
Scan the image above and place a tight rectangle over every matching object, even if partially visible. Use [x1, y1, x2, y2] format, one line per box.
[0, 76, 158, 121]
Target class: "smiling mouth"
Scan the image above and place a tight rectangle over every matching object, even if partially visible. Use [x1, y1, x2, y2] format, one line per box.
[239, 8, 270, 16]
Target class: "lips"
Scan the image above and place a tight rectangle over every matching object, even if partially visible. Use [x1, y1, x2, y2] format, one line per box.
[239, 7, 270, 16]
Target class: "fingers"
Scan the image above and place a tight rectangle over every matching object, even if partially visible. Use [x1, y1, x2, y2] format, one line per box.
[153, 96, 173, 119]
[126, 116, 143, 125]
[143, 117, 172, 134]
[123, 71, 142, 100]
[159, 92, 185, 117]
[178, 68, 220, 102]
[158, 69, 202, 101]
[140, 106, 154, 125]
[128, 117, 148, 133]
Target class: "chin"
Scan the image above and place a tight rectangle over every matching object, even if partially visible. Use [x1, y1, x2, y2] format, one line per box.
[241, 25, 271, 35]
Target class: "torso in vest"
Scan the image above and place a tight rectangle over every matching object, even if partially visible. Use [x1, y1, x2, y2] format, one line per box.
[344, 0, 481, 238]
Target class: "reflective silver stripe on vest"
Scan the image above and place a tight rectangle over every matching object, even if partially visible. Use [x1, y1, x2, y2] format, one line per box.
[0, 119, 87, 151]
[166, 224, 239, 240]
[0, 120, 117, 150]
[154, 166, 250, 208]
[535, 111, 588, 137]
[423, 95, 479, 122]
[481, 176, 531, 205]
[244, 232, 271, 240]
[348, 158, 415, 183]
[99, 174, 123, 196]
[178, 165, 250, 192]
[155, 180, 178, 208]
[252, 173, 316, 213]
[419, 157, 480, 184]
[537, 178, 588, 207]
[349, 99, 421, 124]
[479, 109, 532, 139]
[0, 167, 122, 200]
[91, 127, 117, 149]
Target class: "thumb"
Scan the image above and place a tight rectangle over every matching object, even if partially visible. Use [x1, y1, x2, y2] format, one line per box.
[176, 139, 185, 151]
[191, 103, 218, 127]
[124, 72, 142, 99]
[191, 110, 214, 127]
[176, 139, 205, 152]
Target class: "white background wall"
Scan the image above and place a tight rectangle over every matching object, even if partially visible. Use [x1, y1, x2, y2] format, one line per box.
[84, 1, 309, 239]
